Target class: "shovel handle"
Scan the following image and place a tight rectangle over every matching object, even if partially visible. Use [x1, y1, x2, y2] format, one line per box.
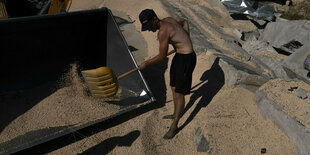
[117, 67, 139, 80]
[167, 50, 176, 56]
[117, 50, 176, 80]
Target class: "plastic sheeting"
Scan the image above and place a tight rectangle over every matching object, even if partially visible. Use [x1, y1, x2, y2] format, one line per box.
[304, 54, 310, 71]
[221, 0, 275, 21]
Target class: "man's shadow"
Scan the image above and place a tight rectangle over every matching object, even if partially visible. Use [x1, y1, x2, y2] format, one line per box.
[179, 58, 225, 131]
[79, 130, 140, 155]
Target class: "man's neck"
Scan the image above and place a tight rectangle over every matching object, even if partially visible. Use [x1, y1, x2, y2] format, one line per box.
[157, 19, 161, 30]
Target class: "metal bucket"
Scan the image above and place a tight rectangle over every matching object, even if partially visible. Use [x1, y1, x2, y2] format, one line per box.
[0, 8, 154, 154]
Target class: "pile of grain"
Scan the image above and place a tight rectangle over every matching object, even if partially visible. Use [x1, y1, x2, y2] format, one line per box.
[0, 64, 120, 143]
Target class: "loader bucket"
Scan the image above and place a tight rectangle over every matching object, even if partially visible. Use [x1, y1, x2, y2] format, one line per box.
[0, 8, 154, 154]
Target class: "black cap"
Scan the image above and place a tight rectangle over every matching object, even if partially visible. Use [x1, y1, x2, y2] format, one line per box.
[139, 9, 156, 31]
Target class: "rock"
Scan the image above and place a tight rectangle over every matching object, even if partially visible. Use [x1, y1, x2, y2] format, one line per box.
[243, 35, 278, 54]
[193, 127, 211, 152]
[209, 54, 270, 88]
[261, 148, 267, 154]
[241, 30, 260, 41]
[233, 29, 242, 39]
[241, 29, 292, 80]
[250, 53, 290, 80]
[297, 88, 308, 100]
[288, 86, 298, 92]
[220, 60, 269, 89]
[223, 40, 252, 61]
[304, 54, 310, 71]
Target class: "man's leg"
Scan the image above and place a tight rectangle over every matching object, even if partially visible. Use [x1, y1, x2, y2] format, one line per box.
[164, 90, 185, 139]
[163, 87, 177, 119]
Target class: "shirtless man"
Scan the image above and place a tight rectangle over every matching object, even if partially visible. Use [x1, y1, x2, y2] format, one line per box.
[138, 9, 196, 139]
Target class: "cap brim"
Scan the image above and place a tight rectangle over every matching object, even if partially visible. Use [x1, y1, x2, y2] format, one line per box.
[141, 21, 153, 31]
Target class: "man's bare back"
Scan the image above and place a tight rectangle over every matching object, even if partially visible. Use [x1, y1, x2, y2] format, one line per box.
[138, 14, 194, 70]
[160, 17, 193, 54]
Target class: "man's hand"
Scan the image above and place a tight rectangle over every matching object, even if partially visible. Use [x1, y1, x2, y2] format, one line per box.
[139, 60, 148, 70]
[139, 50, 175, 71]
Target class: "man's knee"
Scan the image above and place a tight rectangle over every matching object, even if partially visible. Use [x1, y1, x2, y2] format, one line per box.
[175, 92, 185, 98]
[171, 86, 176, 92]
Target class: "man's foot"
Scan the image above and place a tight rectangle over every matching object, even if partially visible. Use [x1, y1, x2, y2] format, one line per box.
[163, 128, 178, 139]
[162, 115, 175, 119]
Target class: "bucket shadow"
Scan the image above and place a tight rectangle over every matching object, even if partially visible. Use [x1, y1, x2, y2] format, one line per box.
[79, 130, 140, 155]
[0, 125, 74, 155]
[0, 82, 58, 134]
[179, 58, 225, 131]
[141, 57, 169, 109]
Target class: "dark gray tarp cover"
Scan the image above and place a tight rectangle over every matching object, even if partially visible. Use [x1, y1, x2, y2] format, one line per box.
[304, 54, 310, 71]
[221, 0, 275, 21]
[260, 20, 310, 54]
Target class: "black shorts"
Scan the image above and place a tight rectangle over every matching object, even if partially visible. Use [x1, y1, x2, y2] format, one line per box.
[170, 52, 196, 95]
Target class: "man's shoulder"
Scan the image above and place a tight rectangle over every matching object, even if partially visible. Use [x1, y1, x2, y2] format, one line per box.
[163, 17, 176, 22]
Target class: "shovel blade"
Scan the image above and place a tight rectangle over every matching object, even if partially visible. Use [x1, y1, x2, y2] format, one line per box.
[81, 67, 118, 98]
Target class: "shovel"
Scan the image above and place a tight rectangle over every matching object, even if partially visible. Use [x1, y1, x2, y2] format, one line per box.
[81, 50, 176, 98]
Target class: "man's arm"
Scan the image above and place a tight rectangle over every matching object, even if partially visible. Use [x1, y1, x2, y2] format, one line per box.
[175, 17, 189, 34]
[139, 28, 169, 70]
